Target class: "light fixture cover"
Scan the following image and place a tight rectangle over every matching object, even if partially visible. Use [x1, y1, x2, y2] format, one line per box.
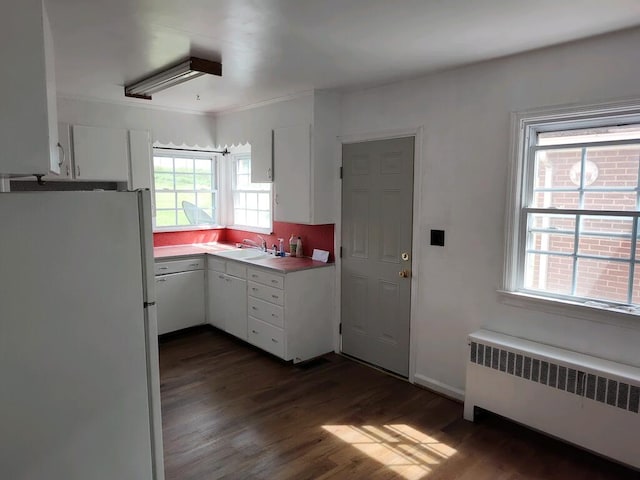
[124, 57, 222, 100]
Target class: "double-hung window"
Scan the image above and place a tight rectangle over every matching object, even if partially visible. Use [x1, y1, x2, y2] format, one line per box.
[153, 151, 218, 228]
[230, 152, 272, 230]
[506, 102, 640, 312]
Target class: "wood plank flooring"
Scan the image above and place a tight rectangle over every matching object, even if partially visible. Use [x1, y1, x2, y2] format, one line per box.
[159, 327, 637, 480]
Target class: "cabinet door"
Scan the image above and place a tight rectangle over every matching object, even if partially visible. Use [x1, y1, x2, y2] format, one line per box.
[156, 271, 205, 335]
[250, 128, 273, 183]
[225, 276, 248, 340]
[129, 130, 153, 189]
[55, 122, 73, 179]
[43, 2, 59, 175]
[273, 125, 311, 223]
[0, 0, 57, 176]
[129, 130, 155, 214]
[73, 125, 129, 181]
[207, 271, 228, 330]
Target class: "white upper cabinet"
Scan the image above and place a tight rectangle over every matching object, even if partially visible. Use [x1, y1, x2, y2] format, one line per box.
[273, 92, 340, 224]
[56, 122, 73, 179]
[72, 125, 129, 181]
[250, 127, 273, 183]
[128, 130, 153, 190]
[273, 125, 312, 223]
[216, 91, 339, 224]
[1, 0, 59, 177]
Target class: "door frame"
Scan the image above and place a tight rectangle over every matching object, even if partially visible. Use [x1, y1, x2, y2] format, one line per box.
[335, 126, 424, 384]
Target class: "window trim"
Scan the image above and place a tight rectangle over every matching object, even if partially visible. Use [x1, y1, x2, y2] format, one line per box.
[152, 149, 221, 232]
[503, 98, 640, 322]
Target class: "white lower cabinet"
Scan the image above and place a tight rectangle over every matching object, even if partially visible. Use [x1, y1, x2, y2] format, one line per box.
[248, 317, 285, 358]
[207, 271, 228, 330]
[155, 257, 205, 335]
[165, 254, 335, 362]
[207, 260, 248, 340]
[245, 265, 335, 363]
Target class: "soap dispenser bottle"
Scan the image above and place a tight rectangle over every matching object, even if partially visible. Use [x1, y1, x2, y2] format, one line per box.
[296, 236, 303, 258]
[289, 234, 297, 257]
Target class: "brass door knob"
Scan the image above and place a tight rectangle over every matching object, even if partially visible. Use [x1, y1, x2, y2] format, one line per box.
[399, 269, 410, 278]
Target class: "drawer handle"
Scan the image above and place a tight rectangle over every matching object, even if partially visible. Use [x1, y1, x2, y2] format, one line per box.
[271, 279, 278, 283]
[272, 295, 279, 299]
[252, 329, 258, 334]
[251, 306, 258, 310]
[189, 263, 199, 267]
[252, 274, 258, 278]
[252, 287, 258, 291]
[157, 278, 166, 282]
[159, 266, 168, 270]
[271, 313, 277, 317]
[271, 338, 278, 343]
[219, 275, 225, 279]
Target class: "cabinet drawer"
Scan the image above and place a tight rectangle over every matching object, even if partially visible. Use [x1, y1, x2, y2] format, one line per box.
[248, 296, 284, 328]
[207, 257, 226, 273]
[248, 281, 284, 306]
[247, 268, 284, 289]
[248, 317, 285, 358]
[226, 261, 247, 279]
[155, 258, 204, 275]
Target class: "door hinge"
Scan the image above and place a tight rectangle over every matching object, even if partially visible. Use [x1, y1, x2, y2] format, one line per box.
[339, 246, 343, 258]
[339, 323, 342, 334]
[339, 166, 343, 179]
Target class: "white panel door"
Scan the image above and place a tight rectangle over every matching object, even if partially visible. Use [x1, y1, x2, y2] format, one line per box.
[341, 137, 415, 377]
[73, 125, 129, 181]
[273, 124, 311, 223]
[156, 271, 205, 335]
[0, 191, 154, 480]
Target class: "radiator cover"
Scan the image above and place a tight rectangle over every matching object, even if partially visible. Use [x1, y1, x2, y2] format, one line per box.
[464, 330, 640, 470]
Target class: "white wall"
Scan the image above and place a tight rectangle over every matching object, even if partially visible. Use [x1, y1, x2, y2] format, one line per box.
[341, 27, 640, 396]
[216, 93, 313, 147]
[57, 97, 216, 149]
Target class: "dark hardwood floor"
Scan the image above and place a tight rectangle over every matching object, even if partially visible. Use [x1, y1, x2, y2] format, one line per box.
[159, 327, 636, 480]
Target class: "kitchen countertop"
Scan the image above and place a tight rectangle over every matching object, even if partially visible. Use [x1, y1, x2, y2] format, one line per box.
[154, 243, 334, 273]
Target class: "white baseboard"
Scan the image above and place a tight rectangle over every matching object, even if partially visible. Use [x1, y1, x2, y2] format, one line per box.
[413, 373, 465, 402]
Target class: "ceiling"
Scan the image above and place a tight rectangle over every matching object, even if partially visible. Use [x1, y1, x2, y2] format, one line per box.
[48, 0, 640, 114]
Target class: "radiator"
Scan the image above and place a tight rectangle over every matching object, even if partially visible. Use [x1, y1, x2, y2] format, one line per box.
[464, 329, 640, 470]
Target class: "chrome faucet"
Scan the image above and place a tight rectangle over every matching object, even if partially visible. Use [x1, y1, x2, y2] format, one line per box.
[242, 236, 267, 252]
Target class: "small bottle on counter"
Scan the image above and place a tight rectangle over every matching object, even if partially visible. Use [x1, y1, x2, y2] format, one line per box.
[289, 234, 297, 257]
[278, 238, 285, 256]
[296, 236, 303, 258]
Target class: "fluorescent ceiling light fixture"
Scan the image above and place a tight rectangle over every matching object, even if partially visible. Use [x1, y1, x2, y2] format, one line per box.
[124, 57, 222, 100]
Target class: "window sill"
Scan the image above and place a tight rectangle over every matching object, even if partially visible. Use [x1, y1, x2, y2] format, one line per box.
[226, 225, 273, 235]
[153, 225, 225, 233]
[497, 290, 640, 331]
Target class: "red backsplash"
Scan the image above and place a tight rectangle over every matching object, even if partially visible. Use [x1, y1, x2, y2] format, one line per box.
[153, 228, 226, 247]
[226, 222, 335, 261]
[153, 222, 335, 261]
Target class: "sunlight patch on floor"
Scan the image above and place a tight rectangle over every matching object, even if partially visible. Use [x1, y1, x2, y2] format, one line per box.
[322, 424, 457, 480]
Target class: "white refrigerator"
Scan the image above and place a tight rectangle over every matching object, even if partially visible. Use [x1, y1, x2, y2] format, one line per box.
[0, 190, 164, 480]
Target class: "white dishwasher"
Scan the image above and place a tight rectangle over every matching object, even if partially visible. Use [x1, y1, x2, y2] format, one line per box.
[155, 257, 206, 335]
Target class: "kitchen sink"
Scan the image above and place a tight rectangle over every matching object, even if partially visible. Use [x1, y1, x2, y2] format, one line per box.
[214, 249, 271, 260]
